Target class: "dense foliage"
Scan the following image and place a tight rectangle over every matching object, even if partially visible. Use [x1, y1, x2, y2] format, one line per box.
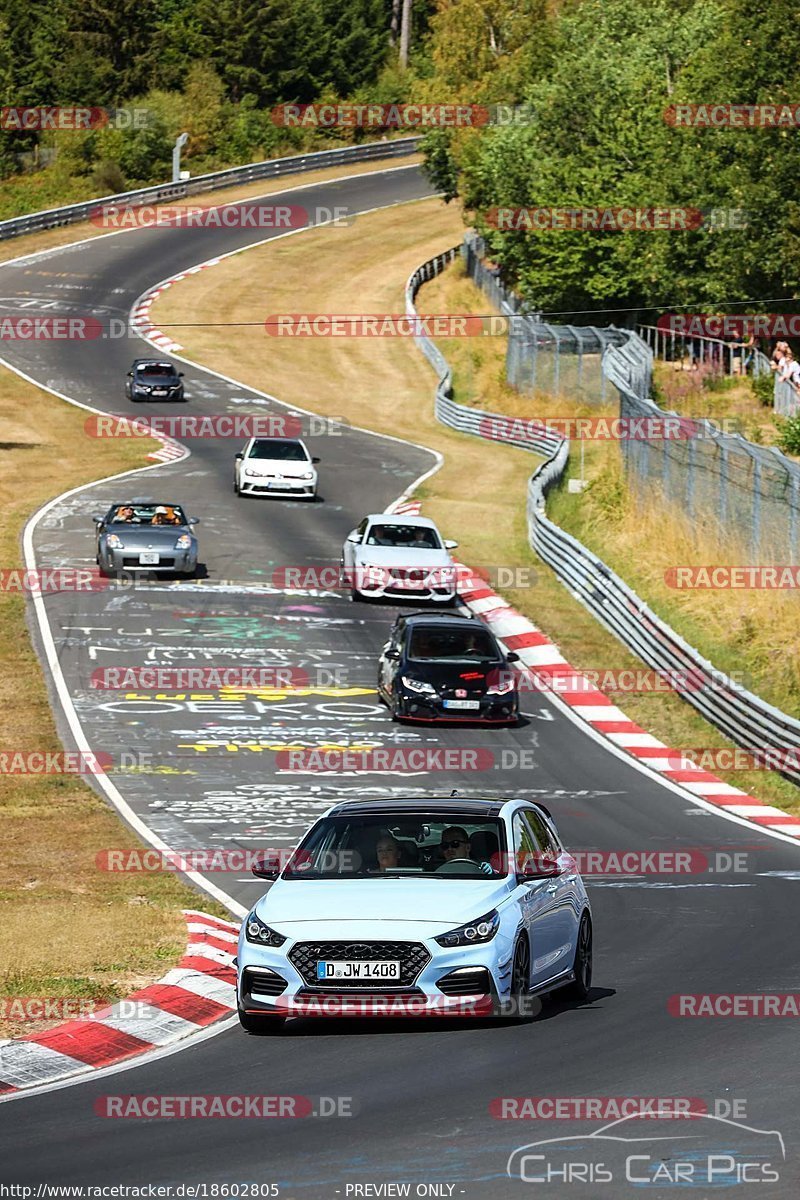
[420, 0, 800, 319]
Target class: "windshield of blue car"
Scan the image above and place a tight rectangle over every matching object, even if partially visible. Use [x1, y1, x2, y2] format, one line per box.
[407, 627, 499, 662]
[365, 524, 442, 549]
[137, 363, 178, 378]
[108, 505, 187, 525]
[247, 440, 308, 461]
[281, 815, 507, 879]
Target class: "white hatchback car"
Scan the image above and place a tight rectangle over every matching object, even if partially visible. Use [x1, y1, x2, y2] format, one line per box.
[341, 514, 458, 602]
[234, 437, 319, 499]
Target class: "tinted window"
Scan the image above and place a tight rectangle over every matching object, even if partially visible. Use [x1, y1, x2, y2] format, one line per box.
[248, 440, 308, 461]
[138, 363, 177, 377]
[407, 626, 499, 662]
[282, 814, 506, 879]
[365, 524, 441, 549]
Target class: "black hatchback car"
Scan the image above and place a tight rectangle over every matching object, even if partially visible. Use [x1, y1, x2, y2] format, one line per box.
[377, 612, 520, 723]
[126, 358, 185, 402]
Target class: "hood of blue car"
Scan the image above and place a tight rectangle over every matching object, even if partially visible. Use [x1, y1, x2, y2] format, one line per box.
[255, 876, 510, 927]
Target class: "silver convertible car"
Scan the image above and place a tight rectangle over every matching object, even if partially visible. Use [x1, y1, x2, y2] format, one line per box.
[93, 502, 199, 577]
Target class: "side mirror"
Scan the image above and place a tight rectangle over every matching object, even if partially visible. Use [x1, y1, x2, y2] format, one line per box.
[516, 853, 564, 882]
[235, 451, 244, 460]
[178, 372, 185, 378]
[444, 539, 459, 550]
[346, 531, 361, 544]
[506, 651, 520, 663]
[187, 516, 199, 525]
[385, 647, 401, 660]
[126, 371, 133, 377]
[312, 456, 320, 464]
[92, 515, 104, 524]
[251, 851, 282, 881]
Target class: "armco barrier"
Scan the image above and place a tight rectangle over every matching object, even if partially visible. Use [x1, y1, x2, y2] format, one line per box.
[0, 138, 420, 242]
[406, 247, 800, 786]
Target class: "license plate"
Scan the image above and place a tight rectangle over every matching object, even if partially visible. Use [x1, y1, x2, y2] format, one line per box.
[152, 389, 167, 396]
[443, 699, 481, 710]
[316, 960, 400, 981]
[139, 552, 160, 565]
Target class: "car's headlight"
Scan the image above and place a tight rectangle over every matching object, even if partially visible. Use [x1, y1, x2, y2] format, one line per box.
[244, 913, 287, 947]
[106, 533, 124, 550]
[401, 675, 437, 695]
[435, 910, 500, 948]
[300, 471, 315, 480]
[136, 384, 151, 393]
[244, 467, 262, 477]
[487, 673, 516, 695]
[175, 534, 192, 550]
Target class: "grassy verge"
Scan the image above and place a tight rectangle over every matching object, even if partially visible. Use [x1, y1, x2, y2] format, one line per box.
[0, 153, 422, 267]
[0, 373, 230, 1038]
[149, 202, 800, 816]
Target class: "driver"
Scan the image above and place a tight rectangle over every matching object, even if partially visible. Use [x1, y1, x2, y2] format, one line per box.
[440, 827, 471, 862]
[115, 506, 134, 522]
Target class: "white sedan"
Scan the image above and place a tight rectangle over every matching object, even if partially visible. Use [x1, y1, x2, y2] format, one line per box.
[341, 513, 458, 603]
[234, 437, 319, 499]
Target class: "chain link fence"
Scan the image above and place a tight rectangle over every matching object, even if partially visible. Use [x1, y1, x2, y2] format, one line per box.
[463, 233, 626, 403]
[463, 234, 800, 559]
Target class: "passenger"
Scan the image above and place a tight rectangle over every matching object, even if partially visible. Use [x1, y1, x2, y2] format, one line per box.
[374, 834, 403, 872]
[115, 506, 134, 522]
[151, 506, 171, 525]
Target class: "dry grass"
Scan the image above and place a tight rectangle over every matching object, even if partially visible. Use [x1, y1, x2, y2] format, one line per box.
[150, 201, 800, 815]
[0, 372, 230, 1038]
[0, 154, 423, 267]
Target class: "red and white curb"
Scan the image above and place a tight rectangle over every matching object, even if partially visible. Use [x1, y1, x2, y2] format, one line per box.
[131, 261, 222, 356]
[455, 565, 800, 839]
[0, 911, 238, 1095]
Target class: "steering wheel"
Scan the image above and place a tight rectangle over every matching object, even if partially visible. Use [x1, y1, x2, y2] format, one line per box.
[435, 858, 483, 875]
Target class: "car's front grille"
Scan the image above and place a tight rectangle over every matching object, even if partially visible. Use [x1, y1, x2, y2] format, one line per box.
[288, 941, 431, 989]
[437, 967, 493, 996]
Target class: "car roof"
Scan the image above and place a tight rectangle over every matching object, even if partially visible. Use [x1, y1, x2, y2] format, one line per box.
[131, 359, 176, 368]
[398, 612, 486, 629]
[326, 797, 507, 817]
[365, 513, 437, 528]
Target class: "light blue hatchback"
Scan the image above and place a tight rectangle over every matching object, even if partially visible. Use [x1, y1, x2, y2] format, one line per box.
[236, 795, 592, 1031]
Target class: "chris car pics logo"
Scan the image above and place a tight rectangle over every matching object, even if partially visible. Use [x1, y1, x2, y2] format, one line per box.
[506, 1112, 785, 1186]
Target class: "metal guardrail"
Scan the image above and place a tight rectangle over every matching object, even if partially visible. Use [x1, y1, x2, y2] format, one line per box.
[406, 247, 800, 786]
[0, 137, 421, 241]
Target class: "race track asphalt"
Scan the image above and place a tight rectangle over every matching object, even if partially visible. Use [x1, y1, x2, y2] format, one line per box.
[0, 161, 798, 1198]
